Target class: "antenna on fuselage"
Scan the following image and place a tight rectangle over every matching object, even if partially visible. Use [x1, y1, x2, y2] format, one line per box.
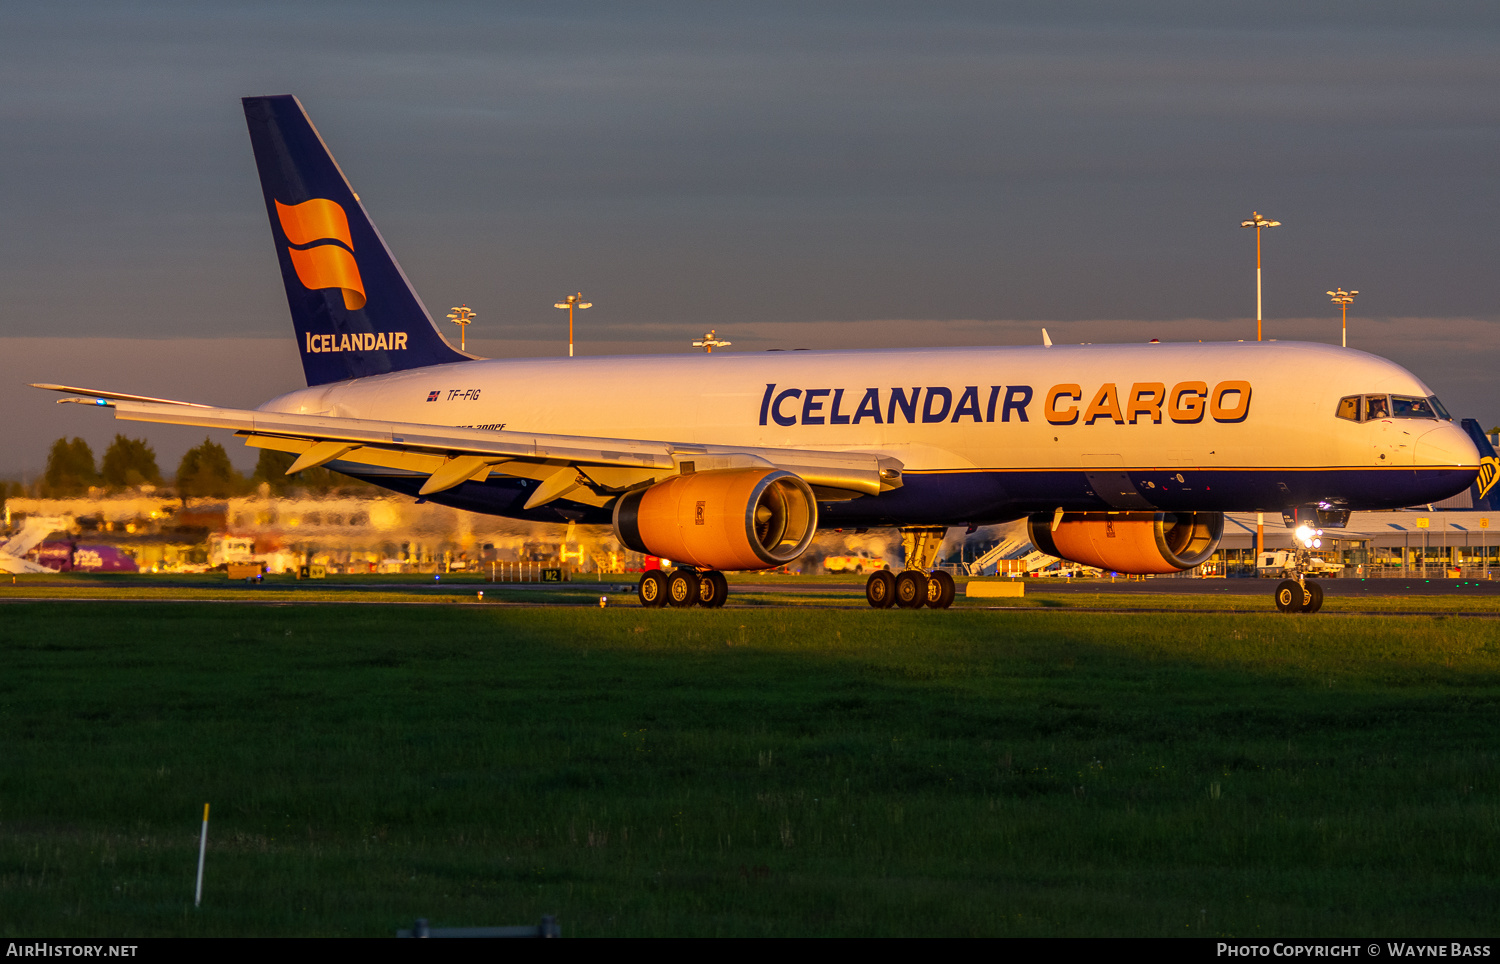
[1041, 328, 1053, 347]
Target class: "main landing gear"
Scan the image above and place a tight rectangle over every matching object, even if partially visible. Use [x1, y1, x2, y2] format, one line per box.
[637, 568, 728, 608]
[864, 526, 956, 610]
[865, 568, 955, 609]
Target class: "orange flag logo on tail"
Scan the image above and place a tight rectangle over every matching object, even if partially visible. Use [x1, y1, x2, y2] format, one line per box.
[275, 199, 367, 310]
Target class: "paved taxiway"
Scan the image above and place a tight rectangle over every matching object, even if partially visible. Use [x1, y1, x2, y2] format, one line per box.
[731, 577, 1500, 597]
[979, 577, 1500, 597]
[5, 577, 1498, 617]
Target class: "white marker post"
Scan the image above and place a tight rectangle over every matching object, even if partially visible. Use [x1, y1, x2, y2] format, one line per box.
[195, 803, 209, 907]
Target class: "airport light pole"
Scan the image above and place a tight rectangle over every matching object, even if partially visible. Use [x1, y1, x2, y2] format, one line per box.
[553, 293, 592, 358]
[445, 304, 475, 352]
[1241, 210, 1283, 564]
[1240, 212, 1281, 341]
[692, 330, 731, 353]
[1327, 288, 1358, 348]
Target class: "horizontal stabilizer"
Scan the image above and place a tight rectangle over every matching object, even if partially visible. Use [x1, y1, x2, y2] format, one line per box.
[30, 384, 210, 408]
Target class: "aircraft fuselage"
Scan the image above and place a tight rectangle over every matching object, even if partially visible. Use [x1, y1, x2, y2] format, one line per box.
[257, 339, 1480, 527]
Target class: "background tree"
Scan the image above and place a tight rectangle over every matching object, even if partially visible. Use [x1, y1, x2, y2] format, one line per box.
[101, 435, 164, 490]
[251, 448, 375, 496]
[252, 448, 297, 496]
[176, 437, 246, 499]
[41, 437, 99, 496]
[0, 480, 23, 517]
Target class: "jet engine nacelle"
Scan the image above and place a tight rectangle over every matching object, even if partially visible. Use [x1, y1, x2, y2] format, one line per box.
[614, 468, 819, 571]
[1028, 511, 1223, 574]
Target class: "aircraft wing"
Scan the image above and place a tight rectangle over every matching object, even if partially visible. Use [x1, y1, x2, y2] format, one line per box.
[35, 385, 904, 508]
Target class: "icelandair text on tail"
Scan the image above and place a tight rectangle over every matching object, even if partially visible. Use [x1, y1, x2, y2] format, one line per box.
[305, 331, 408, 353]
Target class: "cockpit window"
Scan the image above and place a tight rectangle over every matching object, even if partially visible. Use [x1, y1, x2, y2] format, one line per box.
[1336, 393, 1447, 423]
[1391, 395, 1435, 419]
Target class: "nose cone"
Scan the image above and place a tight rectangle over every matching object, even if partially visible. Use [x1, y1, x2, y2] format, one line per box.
[1415, 422, 1481, 469]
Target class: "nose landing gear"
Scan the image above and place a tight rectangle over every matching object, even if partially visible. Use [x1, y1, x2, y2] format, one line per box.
[1270, 540, 1326, 614]
[1274, 578, 1324, 613]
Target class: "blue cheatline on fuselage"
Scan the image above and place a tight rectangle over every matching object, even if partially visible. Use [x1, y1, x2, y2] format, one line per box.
[340, 465, 1475, 529]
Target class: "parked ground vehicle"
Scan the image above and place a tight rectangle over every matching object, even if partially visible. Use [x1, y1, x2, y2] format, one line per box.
[824, 552, 888, 574]
[1257, 550, 1344, 574]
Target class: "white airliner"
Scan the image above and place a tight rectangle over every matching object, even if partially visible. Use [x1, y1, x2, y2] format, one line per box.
[33, 96, 1482, 612]
[0, 517, 65, 575]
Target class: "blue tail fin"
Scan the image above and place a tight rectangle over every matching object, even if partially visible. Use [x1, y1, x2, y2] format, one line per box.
[1460, 419, 1500, 510]
[242, 95, 470, 386]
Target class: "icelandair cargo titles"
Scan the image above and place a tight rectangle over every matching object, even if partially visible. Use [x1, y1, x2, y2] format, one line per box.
[34, 95, 1482, 612]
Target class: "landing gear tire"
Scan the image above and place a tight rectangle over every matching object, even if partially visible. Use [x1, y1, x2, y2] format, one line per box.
[1274, 579, 1303, 613]
[866, 570, 896, 608]
[925, 570, 956, 609]
[1302, 580, 1324, 614]
[638, 569, 669, 608]
[667, 568, 701, 607]
[698, 570, 729, 608]
[895, 570, 929, 609]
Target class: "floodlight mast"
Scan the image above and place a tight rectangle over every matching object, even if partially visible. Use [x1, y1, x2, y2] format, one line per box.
[692, 330, 731, 353]
[445, 304, 475, 351]
[1240, 212, 1281, 341]
[552, 293, 592, 358]
[1238, 211, 1283, 557]
[1327, 288, 1359, 348]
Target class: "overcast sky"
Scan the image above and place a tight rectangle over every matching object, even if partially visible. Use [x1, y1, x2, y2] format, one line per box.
[3, 1, 1498, 476]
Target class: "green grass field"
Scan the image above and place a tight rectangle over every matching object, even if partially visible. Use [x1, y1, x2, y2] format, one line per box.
[1, 597, 1497, 936]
